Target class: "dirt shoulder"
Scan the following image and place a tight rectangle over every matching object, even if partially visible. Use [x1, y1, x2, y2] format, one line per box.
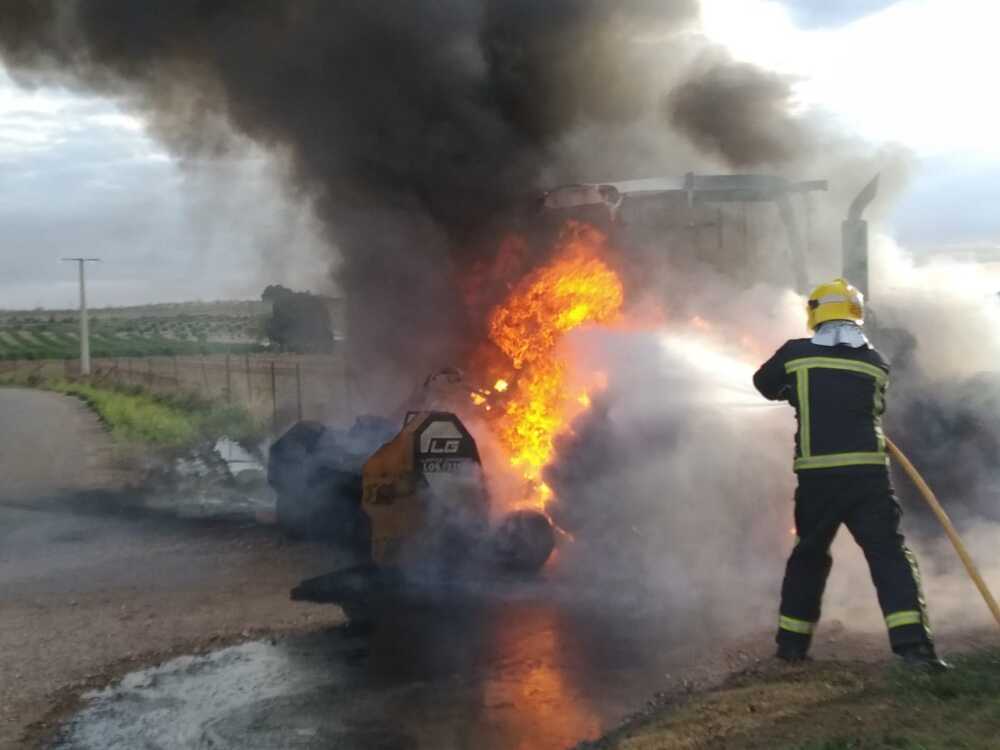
[0, 387, 344, 748]
[585, 633, 1000, 750]
[1, 512, 344, 749]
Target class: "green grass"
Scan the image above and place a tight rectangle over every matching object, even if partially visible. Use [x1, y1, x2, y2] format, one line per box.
[598, 648, 1000, 750]
[45, 380, 266, 452]
[784, 649, 1000, 750]
[53, 382, 198, 447]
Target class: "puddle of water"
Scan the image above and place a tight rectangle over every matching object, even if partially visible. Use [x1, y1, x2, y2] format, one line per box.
[55, 593, 712, 750]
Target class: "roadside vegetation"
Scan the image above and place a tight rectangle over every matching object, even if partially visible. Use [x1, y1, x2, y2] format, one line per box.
[53, 381, 266, 450]
[593, 648, 1000, 750]
[0, 373, 266, 453]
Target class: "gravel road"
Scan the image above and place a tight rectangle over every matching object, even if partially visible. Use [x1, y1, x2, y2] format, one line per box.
[0, 387, 116, 501]
[0, 387, 342, 748]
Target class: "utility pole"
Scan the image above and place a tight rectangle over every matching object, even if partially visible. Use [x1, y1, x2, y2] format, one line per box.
[61, 258, 100, 376]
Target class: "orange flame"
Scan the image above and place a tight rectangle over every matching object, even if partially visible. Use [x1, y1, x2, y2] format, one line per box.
[486, 221, 624, 508]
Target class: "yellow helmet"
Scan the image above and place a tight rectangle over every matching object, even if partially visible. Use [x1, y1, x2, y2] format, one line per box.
[807, 278, 864, 330]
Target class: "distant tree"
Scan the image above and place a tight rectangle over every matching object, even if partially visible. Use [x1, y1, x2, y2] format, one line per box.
[261, 284, 293, 303]
[261, 286, 336, 353]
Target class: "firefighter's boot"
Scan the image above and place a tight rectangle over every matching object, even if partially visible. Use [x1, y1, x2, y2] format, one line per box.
[896, 643, 951, 673]
[775, 642, 811, 663]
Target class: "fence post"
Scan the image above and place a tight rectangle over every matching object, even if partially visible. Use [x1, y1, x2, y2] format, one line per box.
[245, 355, 252, 403]
[225, 355, 232, 403]
[270, 361, 278, 433]
[296, 362, 303, 421]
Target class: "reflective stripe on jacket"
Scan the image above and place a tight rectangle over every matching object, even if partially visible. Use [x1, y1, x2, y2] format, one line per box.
[753, 339, 889, 473]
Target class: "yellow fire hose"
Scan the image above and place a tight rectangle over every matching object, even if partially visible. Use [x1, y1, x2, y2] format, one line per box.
[886, 437, 1000, 630]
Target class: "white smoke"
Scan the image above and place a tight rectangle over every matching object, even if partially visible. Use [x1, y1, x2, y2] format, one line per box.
[870, 235, 1000, 378]
[540, 281, 802, 634]
[542, 241, 1000, 642]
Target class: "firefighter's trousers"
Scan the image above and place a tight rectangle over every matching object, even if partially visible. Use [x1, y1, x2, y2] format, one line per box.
[776, 471, 933, 653]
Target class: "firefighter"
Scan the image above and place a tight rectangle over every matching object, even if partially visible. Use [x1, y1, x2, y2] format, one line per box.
[753, 278, 948, 670]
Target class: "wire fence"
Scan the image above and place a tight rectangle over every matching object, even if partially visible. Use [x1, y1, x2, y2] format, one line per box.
[0, 354, 368, 435]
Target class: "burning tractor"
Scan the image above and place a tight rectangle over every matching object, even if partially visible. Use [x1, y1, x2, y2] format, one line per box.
[269, 171, 882, 606]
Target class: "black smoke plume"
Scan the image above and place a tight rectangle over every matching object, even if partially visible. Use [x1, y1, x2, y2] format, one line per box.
[0, 0, 811, 395]
[668, 52, 809, 166]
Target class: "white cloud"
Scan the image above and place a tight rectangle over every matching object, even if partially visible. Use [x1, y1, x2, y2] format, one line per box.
[0, 66, 333, 310]
[0, 70, 65, 115]
[85, 112, 145, 133]
[0, 69, 157, 161]
[700, 0, 1000, 158]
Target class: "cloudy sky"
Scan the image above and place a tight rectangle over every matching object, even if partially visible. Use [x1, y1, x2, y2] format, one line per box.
[1, 0, 997, 309]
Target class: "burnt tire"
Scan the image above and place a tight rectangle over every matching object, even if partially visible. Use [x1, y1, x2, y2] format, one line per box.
[493, 510, 555, 572]
[267, 420, 327, 496]
[274, 474, 368, 556]
[268, 418, 386, 558]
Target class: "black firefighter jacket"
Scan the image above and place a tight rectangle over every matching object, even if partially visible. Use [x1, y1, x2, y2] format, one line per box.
[753, 339, 890, 475]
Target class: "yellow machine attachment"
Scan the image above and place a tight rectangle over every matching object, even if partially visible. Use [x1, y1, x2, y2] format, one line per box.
[290, 410, 554, 605]
[361, 411, 489, 566]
